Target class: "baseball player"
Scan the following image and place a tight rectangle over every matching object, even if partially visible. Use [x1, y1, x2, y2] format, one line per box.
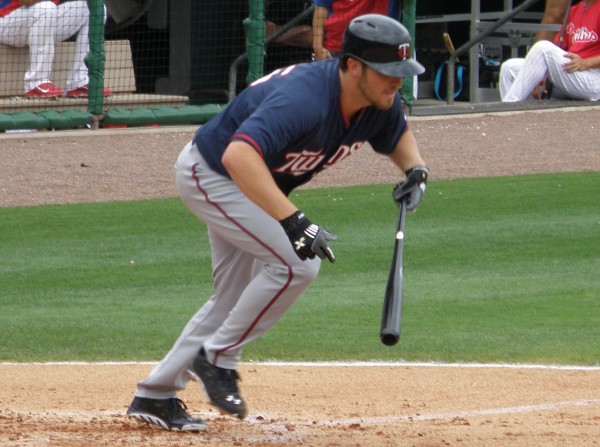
[127, 14, 429, 432]
[500, 0, 600, 102]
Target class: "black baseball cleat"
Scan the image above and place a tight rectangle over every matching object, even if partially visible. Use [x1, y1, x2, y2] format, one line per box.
[192, 348, 248, 419]
[126, 396, 207, 431]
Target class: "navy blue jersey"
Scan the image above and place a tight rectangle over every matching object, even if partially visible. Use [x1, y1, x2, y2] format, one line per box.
[193, 59, 408, 195]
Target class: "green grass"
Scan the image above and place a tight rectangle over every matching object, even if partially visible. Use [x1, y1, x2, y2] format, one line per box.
[1, 172, 598, 365]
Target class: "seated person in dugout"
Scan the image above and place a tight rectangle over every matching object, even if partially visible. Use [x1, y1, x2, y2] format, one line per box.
[499, 0, 600, 102]
[0, 0, 111, 98]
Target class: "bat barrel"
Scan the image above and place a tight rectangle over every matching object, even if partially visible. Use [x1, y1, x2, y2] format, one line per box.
[379, 199, 407, 347]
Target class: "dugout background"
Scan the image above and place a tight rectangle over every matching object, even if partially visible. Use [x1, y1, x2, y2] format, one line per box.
[0, 0, 547, 129]
[105, 0, 315, 104]
[103, 0, 545, 103]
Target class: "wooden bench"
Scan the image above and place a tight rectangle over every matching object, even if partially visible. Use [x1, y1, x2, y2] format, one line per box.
[0, 39, 136, 97]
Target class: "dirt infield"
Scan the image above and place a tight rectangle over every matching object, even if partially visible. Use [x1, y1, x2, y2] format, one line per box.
[1, 106, 599, 446]
[1, 107, 599, 208]
[1, 363, 599, 446]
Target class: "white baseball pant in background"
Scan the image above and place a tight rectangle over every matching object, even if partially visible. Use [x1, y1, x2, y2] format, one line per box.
[500, 40, 600, 101]
[0, 1, 90, 92]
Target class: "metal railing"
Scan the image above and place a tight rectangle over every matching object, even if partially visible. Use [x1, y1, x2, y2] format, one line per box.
[445, 0, 544, 105]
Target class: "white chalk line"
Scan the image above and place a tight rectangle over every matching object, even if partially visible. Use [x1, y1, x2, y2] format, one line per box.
[2, 360, 600, 370]
[289, 399, 600, 427]
[5, 398, 600, 426]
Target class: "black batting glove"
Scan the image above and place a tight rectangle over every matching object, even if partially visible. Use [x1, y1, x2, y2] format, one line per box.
[279, 211, 338, 263]
[392, 166, 429, 212]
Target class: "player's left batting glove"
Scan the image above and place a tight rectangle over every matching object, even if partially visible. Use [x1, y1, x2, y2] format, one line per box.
[392, 166, 429, 212]
[279, 211, 338, 263]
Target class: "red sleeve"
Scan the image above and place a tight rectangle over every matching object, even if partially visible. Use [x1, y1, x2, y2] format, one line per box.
[0, 1, 22, 17]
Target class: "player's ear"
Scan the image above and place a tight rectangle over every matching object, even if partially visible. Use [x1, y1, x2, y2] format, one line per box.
[346, 57, 363, 77]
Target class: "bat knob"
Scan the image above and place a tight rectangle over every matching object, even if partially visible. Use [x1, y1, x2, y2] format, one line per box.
[380, 333, 399, 346]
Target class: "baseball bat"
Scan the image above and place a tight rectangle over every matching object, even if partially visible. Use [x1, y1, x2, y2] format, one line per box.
[380, 199, 407, 346]
[442, 32, 459, 62]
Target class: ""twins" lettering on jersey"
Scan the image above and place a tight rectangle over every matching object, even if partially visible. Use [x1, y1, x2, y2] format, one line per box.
[273, 141, 365, 176]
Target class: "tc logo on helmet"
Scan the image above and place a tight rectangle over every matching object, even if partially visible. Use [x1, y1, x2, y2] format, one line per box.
[398, 43, 410, 60]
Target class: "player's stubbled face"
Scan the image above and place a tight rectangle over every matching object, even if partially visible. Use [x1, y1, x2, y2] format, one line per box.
[357, 66, 403, 110]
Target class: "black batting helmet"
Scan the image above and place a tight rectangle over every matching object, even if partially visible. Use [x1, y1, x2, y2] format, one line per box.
[341, 14, 425, 78]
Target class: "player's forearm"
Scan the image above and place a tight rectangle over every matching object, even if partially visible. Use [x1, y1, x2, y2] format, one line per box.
[222, 141, 298, 221]
[312, 6, 328, 53]
[388, 129, 427, 174]
[535, 0, 568, 42]
[564, 52, 600, 72]
[19, 0, 42, 6]
[582, 55, 600, 70]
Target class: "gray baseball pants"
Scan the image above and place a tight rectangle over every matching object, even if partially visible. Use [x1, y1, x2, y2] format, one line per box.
[134, 141, 321, 399]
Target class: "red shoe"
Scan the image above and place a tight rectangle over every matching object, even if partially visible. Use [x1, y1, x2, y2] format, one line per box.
[65, 85, 113, 97]
[25, 82, 63, 98]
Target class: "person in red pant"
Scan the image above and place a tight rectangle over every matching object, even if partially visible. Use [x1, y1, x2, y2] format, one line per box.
[0, 0, 111, 98]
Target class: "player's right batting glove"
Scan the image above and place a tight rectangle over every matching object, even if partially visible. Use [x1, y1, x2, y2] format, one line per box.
[392, 166, 429, 212]
[279, 211, 338, 263]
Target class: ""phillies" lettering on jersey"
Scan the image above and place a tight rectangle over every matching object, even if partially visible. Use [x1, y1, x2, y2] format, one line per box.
[567, 25, 599, 44]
